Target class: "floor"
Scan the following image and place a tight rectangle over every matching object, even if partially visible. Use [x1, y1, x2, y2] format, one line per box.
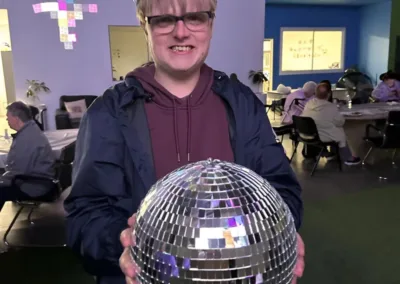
[0, 118, 399, 283]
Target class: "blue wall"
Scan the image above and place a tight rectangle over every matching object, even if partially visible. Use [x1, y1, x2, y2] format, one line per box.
[265, 4, 361, 89]
[359, 1, 391, 86]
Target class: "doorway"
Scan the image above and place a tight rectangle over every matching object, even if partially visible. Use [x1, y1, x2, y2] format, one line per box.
[263, 39, 273, 92]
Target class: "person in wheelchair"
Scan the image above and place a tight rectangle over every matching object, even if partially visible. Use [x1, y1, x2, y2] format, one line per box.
[301, 83, 361, 165]
[0, 101, 56, 211]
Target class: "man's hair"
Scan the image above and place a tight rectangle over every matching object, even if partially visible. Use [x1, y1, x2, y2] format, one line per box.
[302, 81, 317, 94]
[6, 101, 33, 122]
[316, 84, 330, 100]
[135, 0, 217, 25]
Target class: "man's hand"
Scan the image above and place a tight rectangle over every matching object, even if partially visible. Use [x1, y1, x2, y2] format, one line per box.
[119, 214, 140, 284]
[292, 233, 305, 284]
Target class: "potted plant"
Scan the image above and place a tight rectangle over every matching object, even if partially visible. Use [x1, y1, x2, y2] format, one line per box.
[26, 79, 50, 104]
[248, 70, 268, 91]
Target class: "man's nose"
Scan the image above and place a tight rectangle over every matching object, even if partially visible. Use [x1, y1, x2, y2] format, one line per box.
[173, 20, 190, 39]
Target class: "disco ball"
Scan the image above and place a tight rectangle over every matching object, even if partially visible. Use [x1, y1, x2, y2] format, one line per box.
[131, 159, 297, 283]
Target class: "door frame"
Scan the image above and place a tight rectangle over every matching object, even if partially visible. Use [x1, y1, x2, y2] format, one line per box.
[263, 38, 274, 92]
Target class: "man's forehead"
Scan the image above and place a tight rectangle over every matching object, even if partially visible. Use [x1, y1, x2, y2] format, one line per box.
[146, 0, 212, 16]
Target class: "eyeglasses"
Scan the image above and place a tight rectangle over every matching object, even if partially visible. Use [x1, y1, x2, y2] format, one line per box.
[145, 11, 214, 34]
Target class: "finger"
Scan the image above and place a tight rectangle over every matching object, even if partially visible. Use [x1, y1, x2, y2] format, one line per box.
[291, 276, 297, 284]
[128, 214, 137, 227]
[297, 234, 305, 257]
[120, 248, 135, 278]
[126, 276, 134, 284]
[294, 256, 305, 278]
[120, 229, 133, 247]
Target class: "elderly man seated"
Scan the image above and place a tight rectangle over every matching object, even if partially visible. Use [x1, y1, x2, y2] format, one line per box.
[0, 101, 56, 211]
[282, 81, 317, 124]
[302, 83, 361, 166]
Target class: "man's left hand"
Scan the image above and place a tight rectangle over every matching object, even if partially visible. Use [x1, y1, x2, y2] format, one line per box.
[292, 233, 305, 284]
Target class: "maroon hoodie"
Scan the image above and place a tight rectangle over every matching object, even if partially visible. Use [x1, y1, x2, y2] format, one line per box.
[127, 64, 234, 179]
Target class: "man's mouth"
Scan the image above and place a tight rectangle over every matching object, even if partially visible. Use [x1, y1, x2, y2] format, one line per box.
[170, 45, 194, 52]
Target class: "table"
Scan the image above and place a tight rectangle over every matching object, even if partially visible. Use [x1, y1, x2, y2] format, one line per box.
[339, 102, 400, 157]
[0, 129, 78, 168]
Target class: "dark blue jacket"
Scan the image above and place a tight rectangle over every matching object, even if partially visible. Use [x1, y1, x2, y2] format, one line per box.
[64, 71, 303, 284]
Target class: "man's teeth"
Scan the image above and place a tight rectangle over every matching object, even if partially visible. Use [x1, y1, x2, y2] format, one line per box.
[172, 46, 192, 51]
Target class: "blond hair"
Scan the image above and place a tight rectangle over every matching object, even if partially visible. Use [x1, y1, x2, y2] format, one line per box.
[135, 0, 217, 25]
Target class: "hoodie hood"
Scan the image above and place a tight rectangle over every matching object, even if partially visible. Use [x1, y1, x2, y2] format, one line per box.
[125, 63, 214, 108]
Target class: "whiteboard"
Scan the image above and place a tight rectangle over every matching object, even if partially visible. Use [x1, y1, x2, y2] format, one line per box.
[280, 28, 345, 74]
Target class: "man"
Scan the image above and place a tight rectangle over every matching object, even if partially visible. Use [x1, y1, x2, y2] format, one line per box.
[64, 1, 305, 283]
[0, 101, 55, 211]
[302, 83, 361, 165]
[282, 81, 317, 124]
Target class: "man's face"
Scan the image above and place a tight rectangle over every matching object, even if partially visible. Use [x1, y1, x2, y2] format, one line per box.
[145, 0, 214, 75]
[6, 112, 18, 130]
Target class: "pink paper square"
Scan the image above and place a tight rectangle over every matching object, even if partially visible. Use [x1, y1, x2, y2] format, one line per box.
[58, 2, 67, 10]
[88, 4, 98, 13]
[32, 4, 42, 13]
[68, 19, 76, 27]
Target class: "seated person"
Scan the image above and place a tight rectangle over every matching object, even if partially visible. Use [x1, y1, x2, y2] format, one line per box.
[282, 81, 317, 124]
[302, 84, 361, 166]
[0, 101, 56, 211]
[372, 70, 400, 102]
[320, 80, 333, 102]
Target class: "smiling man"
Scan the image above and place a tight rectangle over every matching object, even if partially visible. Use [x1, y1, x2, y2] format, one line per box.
[64, 1, 304, 284]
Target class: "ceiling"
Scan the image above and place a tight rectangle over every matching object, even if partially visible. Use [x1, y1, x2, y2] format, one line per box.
[265, 0, 389, 5]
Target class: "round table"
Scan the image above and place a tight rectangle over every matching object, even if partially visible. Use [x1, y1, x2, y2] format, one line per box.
[340, 102, 400, 157]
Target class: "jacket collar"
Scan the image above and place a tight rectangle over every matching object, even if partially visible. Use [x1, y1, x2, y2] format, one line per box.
[11, 120, 36, 139]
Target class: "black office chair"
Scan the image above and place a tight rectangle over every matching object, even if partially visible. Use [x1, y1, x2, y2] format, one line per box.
[290, 115, 342, 176]
[3, 141, 75, 248]
[363, 111, 400, 168]
[28, 105, 44, 131]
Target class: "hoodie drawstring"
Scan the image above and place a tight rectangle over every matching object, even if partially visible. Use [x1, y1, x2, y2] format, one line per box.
[172, 97, 192, 163]
[187, 96, 192, 162]
[172, 99, 181, 162]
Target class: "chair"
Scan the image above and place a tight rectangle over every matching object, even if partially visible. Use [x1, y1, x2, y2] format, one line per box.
[290, 115, 342, 176]
[55, 95, 97, 129]
[28, 105, 44, 131]
[362, 111, 400, 168]
[3, 141, 75, 248]
[270, 121, 293, 142]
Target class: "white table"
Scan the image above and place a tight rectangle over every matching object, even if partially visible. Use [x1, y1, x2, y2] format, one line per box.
[0, 129, 78, 168]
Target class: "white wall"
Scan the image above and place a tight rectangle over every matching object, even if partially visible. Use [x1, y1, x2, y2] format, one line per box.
[1, 0, 265, 129]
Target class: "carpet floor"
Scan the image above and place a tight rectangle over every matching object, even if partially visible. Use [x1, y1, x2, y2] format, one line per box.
[0, 186, 399, 283]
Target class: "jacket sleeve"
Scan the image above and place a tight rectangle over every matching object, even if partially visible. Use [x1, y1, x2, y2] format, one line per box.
[64, 94, 132, 277]
[242, 86, 303, 230]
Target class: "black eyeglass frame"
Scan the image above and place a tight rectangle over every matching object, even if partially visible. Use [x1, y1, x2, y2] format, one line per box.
[145, 11, 215, 31]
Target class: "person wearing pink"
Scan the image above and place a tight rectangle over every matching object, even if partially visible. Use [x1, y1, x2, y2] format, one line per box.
[282, 81, 317, 124]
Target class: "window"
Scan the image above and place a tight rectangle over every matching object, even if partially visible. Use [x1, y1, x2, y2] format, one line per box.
[279, 28, 345, 75]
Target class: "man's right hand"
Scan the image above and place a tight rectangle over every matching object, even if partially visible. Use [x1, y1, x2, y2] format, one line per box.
[119, 214, 140, 284]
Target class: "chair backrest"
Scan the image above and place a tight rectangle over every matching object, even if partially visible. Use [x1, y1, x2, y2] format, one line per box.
[382, 111, 400, 148]
[28, 105, 44, 131]
[56, 141, 76, 190]
[292, 115, 321, 143]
